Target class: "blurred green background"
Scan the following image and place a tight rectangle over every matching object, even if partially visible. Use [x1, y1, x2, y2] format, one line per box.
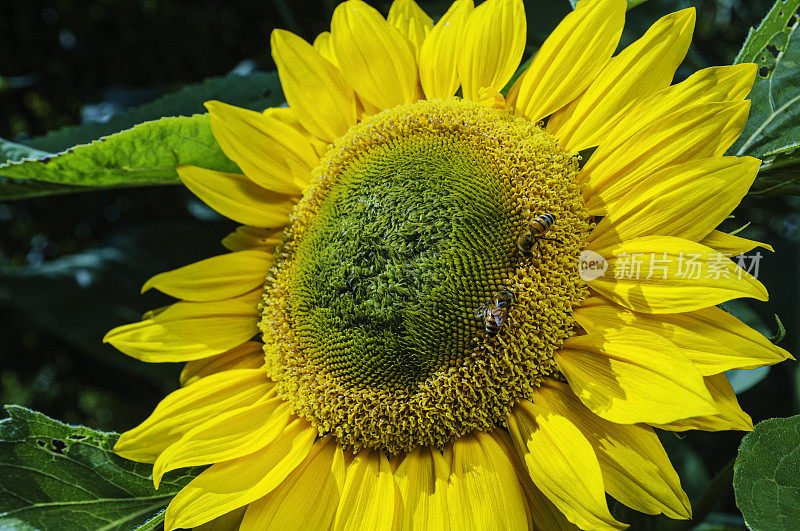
[1, 0, 798, 526]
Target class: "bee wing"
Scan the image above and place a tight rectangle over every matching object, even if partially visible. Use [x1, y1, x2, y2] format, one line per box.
[474, 303, 489, 319]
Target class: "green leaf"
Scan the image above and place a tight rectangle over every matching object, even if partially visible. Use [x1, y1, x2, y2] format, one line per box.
[0, 72, 283, 201]
[731, 0, 800, 195]
[733, 415, 800, 530]
[0, 405, 198, 530]
[26, 72, 283, 154]
[0, 114, 239, 197]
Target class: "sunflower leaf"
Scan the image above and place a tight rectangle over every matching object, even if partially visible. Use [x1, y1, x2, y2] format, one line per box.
[731, 0, 800, 195]
[0, 71, 283, 201]
[25, 71, 282, 154]
[0, 114, 240, 199]
[733, 415, 800, 529]
[0, 405, 196, 530]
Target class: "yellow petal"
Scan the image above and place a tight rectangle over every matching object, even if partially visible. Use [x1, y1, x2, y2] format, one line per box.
[331, 0, 419, 110]
[555, 329, 718, 424]
[654, 373, 753, 432]
[180, 341, 265, 387]
[271, 30, 357, 143]
[394, 447, 451, 530]
[587, 236, 768, 314]
[141, 249, 272, 302]
[177, 165, 298, 228]
[313, 31, 338, 66]
[104, 290, 259, 363]
[418, 0, 473, 99]
[241, 436, 345, 530]
[492, 430, 578, 531]
[575, 298, 792, 376]
[333, 449, 398, 531]
[582, 101, 751, 214]
[114, 368, 272, 462]
[262, 106, 327, 177]
[458, 0, 526, 102]
[548, 8, 695, 152]
[387, 0, 433, 52]
[165, 419, 316, 531]
[612, 63, 758, 139]
[510, 0, 626, 123]
[700, 230, 774, 254]
[446, 431, 528, 530]
[507, 400, 626, 530]
[535, 381, 691, 520]
[588, 157, 761, 249]
[221, 226, 283, 253]
[193, 507, 246, 531]
[153, 392, 291, 488]
[205, 101, 312, 194]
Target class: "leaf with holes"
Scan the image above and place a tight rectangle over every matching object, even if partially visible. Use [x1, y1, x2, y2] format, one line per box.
[731, 0, 800, 194]
[0, 405, 198, 530]
[734, 415, 800, 529]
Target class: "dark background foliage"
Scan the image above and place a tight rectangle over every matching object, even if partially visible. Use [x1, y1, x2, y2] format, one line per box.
[1, 0, 798, 525]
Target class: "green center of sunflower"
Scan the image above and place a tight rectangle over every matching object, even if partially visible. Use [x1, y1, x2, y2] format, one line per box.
[260, 98, 590, 454]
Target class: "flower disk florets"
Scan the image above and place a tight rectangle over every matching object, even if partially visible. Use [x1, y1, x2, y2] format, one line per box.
[260, 98, 590, 453]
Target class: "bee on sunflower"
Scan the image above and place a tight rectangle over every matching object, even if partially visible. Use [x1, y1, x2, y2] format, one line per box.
[104, 0, 792, 528]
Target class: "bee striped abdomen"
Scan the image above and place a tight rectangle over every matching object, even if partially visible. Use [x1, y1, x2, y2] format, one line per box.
[530, 213, 556, 236]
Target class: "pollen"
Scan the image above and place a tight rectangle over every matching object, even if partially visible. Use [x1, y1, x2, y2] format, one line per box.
[259, 98, 590, 454]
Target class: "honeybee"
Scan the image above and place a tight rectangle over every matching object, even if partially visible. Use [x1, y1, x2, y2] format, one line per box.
[475, 287, 516, 338]
[517, 212, 561, 256]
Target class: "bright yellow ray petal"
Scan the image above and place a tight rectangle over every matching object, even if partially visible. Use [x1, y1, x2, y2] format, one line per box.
[241, 436, 345, 530]
[180, 341, 265, 387]
[331, 0, 420, 110]
[587, 236, 767, 314]
[536, 380, 691, 520]
[581, 101, 751, 214]
[700, 230, 774, 254]
[555, 329, 718, 424]
[141, 250, 272, 302]
[394, 447, 451, 530]
[193, 508, 246, 531]
[205, 101, 312, 194]
[153, 392, 292, 488]
[165, 419, 316, 531]
[588, 157, 761, 249]
[388, 0, 433, 52]
[221, 226, 283, 253]
[458, 0, 526, 102]
[493, 430, 579, 531]
[333, 449, 398, 531]
[418, 0, 473, 99]
[507, 400, 626, 530]
[104, 290, 260, 363]
[611, 63, 758, 140]
[313, 31, 338, 66]
[271, 29, 358, 143]
[654, 373, 753, 432]
[177, 165, 298, 228]
[261, 106, 326, 178]
[509, 0, 626, 123]
[114, 368, 272, 462]
[548, 8, 695, 152]
[446, 431, 528, 530]
[575, 298, 792, 376]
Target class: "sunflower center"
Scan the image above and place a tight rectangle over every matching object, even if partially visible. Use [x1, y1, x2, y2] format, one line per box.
[260, 98, 590, 454]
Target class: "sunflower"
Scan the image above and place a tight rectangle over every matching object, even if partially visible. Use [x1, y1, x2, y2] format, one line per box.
[105, 0, 793, 529]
